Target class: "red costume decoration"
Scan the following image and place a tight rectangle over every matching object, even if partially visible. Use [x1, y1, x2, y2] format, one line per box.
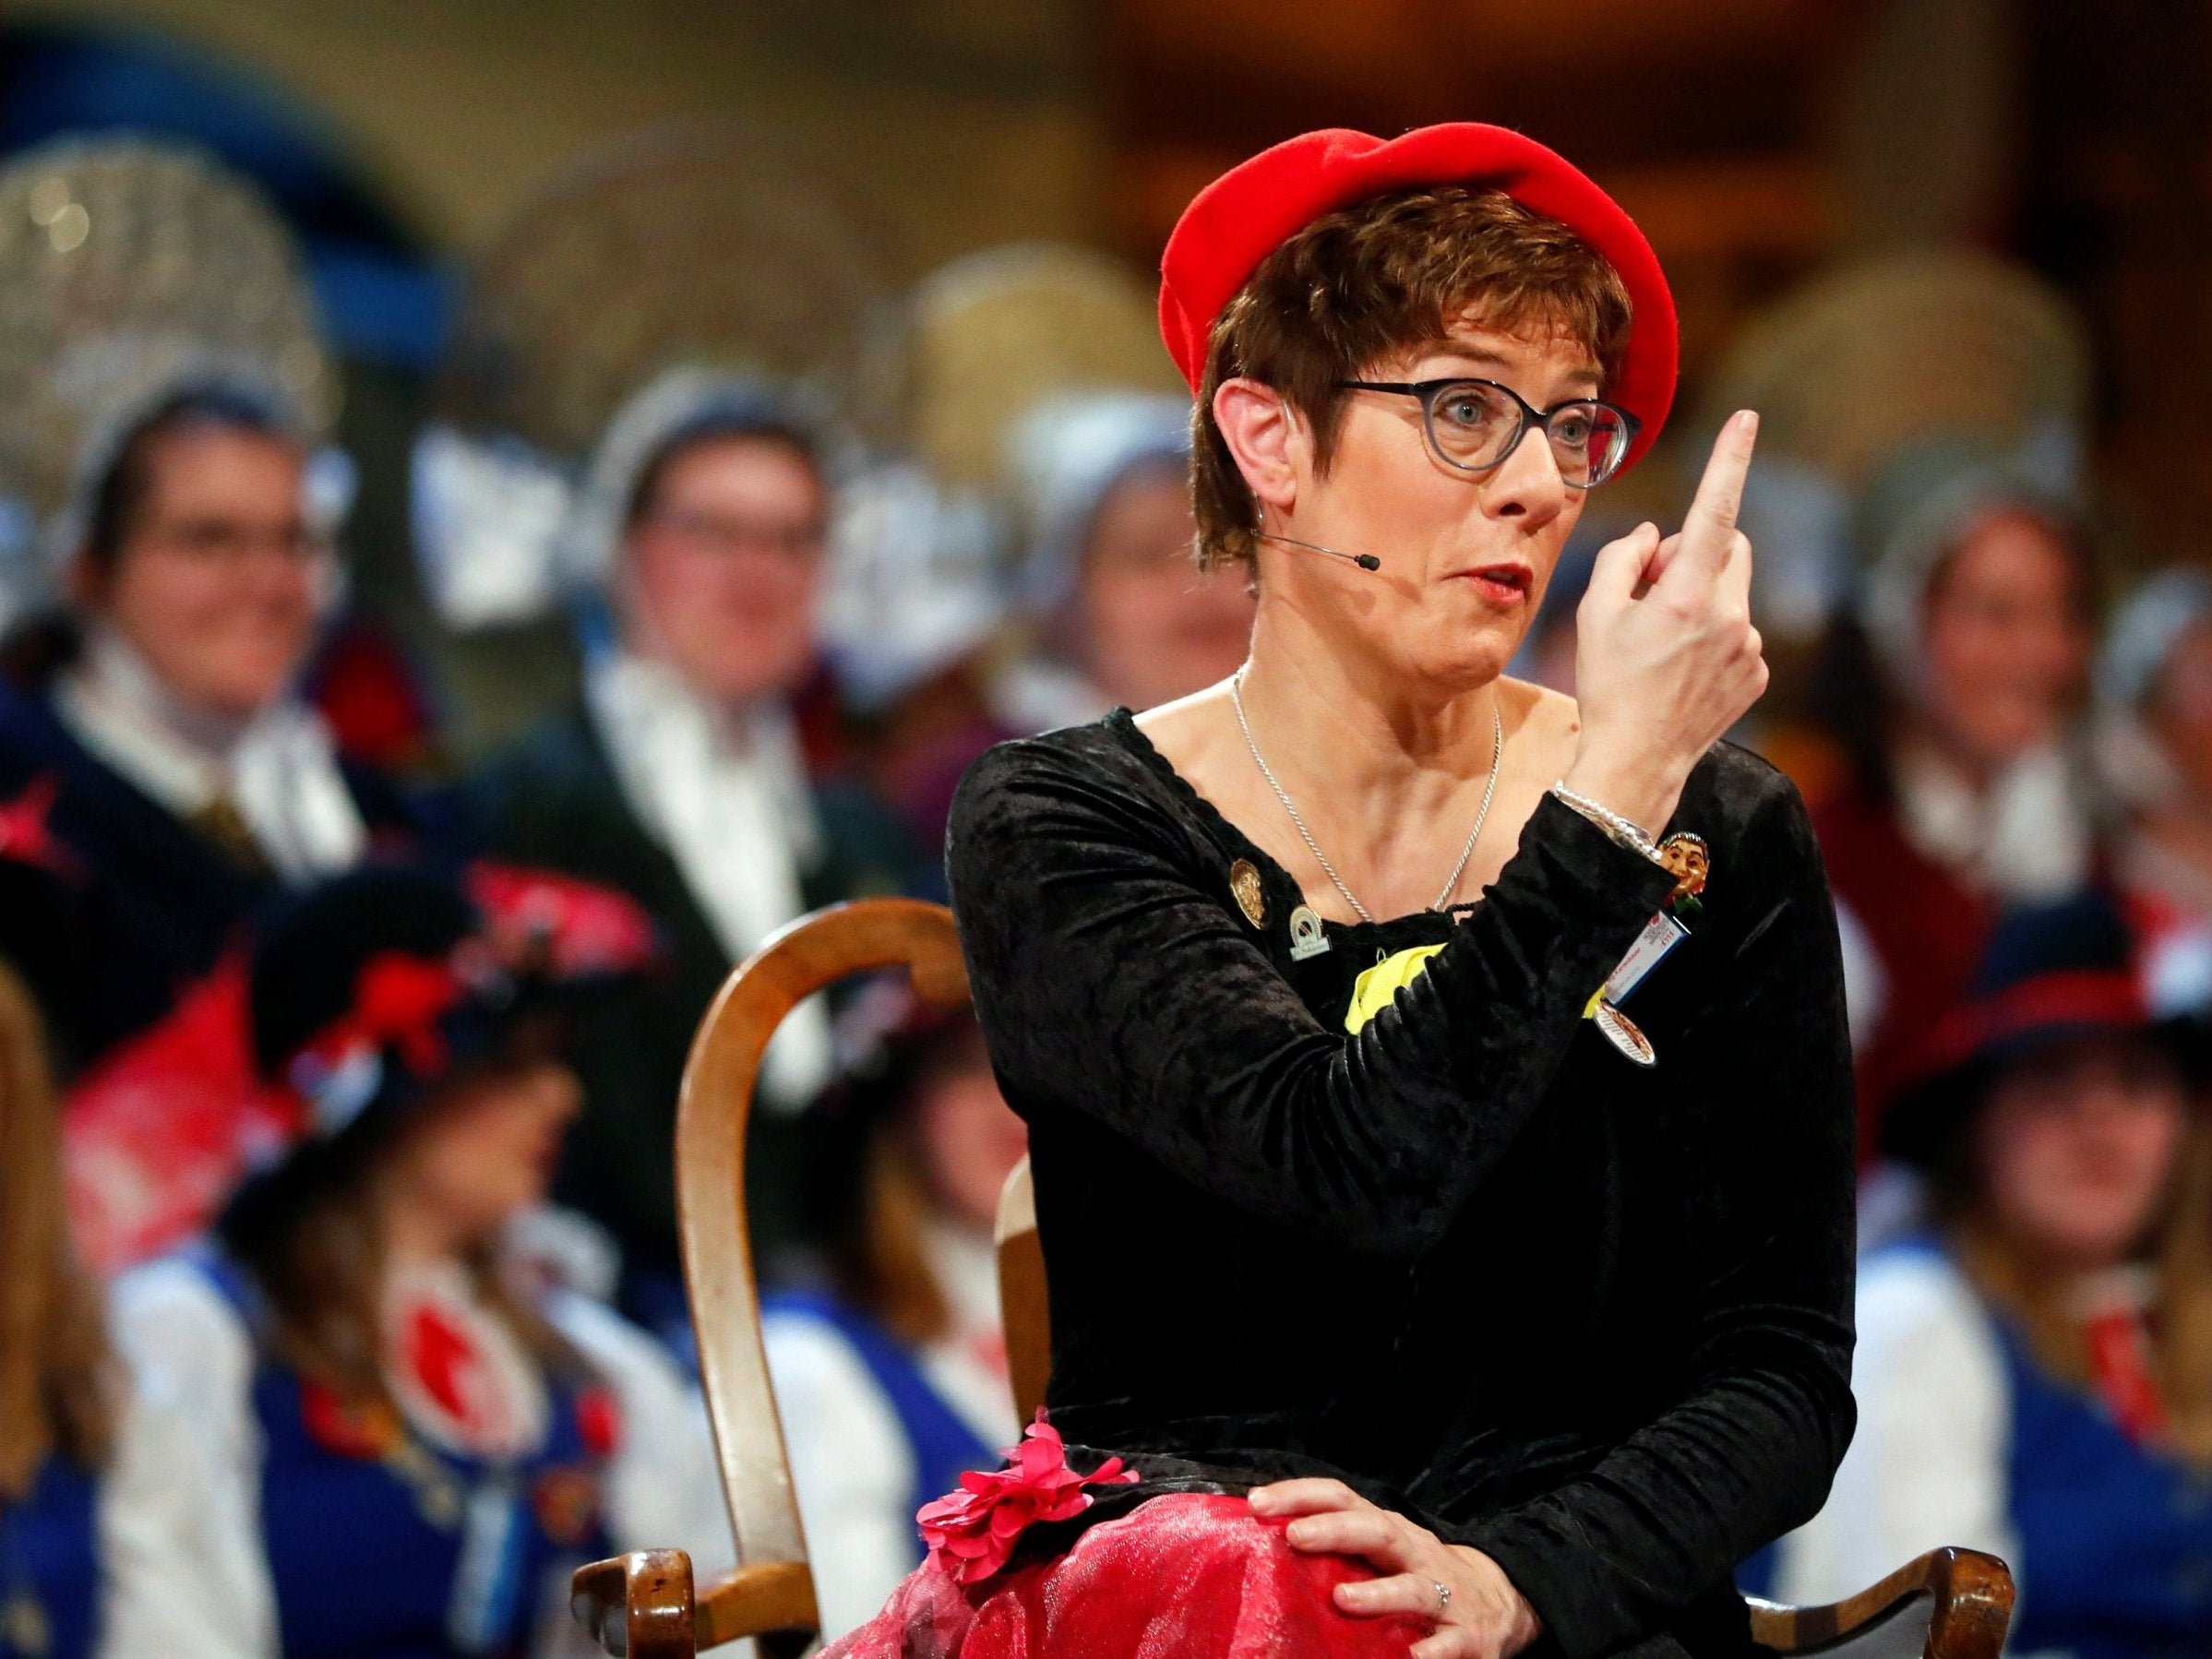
[1156, 123, 1679, 471]
[830, 1493, 1429, 1659]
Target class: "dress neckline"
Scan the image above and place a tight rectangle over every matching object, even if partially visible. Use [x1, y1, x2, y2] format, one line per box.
[1100, 708, 1469, 945]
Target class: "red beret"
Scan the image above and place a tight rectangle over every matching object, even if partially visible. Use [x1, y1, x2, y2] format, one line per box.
[1158, 123, 1678, 474]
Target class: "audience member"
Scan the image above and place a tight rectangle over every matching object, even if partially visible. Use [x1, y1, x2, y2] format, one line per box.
[763, 998, 1026, 1638]
[1768, 892, 2212, 1656]
[2098, 569, 2212, 928]
[0, 793, 115, 1659]
[466, 369, 916, 1325]
[98, 861, 731, 1657]
[991, 392, 1253, 733]
[0, 384, 420, 1063]
[1807, 436, 2101, 1149]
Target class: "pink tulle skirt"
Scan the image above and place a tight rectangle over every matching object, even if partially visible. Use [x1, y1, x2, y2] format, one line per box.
[826, 1492, 1430, 1659]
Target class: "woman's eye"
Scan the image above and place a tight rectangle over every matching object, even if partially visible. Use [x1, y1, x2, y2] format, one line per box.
[1551, 416, 1593, 448]
[1439, 396, 1494, 429]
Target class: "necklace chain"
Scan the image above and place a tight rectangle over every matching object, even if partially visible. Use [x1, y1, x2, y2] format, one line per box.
[1229, 674, 1504, 925]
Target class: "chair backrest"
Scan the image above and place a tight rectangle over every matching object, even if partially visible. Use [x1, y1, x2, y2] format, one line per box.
[676, 898, 970, 1637]
[993, 1156, 1049, 1423]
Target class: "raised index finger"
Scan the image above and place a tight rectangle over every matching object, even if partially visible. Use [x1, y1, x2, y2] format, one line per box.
[1676, 410, 1759, 577]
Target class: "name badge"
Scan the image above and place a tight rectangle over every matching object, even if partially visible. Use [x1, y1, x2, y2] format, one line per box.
[1605, 911, 1688, 1004]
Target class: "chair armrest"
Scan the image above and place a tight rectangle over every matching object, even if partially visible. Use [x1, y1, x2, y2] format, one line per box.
[1747, 1547, 2014, 1658]
[695, 1560, 819, 1654]
[571, 1550, 697, 1658]
[570, 1552, 820, 1659]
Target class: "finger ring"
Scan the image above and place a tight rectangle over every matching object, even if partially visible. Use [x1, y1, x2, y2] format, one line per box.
[1433, 1581, 1453, 1617]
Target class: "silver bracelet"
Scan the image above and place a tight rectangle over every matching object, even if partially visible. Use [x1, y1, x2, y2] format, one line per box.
[1548, 782, 1664, 864]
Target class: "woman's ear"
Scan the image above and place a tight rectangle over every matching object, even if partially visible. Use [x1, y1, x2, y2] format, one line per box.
[1212, 377, 1304, 522]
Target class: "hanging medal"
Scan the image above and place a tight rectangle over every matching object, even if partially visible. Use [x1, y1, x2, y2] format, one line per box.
[1585, 832, 1710, 1068]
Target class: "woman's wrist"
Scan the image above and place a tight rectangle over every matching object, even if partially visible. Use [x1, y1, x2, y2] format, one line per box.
[1559, 746, 1688, 840]
[1447, 1544, 1545, 1654]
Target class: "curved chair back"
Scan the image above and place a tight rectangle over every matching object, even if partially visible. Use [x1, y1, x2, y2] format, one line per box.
[677, 897, 969, 1650]
[993, 1156, 1049, 1423]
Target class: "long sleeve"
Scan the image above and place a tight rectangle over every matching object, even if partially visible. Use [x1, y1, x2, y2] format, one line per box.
[946, 735, 1677, 1259]
[96, 1260, 280, 1659]
[1455, 773, 1859, 1658]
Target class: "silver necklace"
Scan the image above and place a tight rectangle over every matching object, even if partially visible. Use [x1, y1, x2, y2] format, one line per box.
[1229, 673, 1504, 924]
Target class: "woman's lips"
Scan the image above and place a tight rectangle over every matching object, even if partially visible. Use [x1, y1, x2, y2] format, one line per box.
[1453, 565, 1533, 605]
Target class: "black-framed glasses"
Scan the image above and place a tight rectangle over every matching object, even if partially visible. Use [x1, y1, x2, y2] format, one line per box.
[1337, 377, 1640, 489]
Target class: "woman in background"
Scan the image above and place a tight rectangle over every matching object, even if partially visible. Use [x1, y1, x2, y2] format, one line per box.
[1808, 437, 2100, 1148]
[0, 782, 115, 1659]
[991, 392, 1255, 734]
[468, 372, 915, 1324]
[2098, 569, 2212, 930]
[1772, 891, 2212, 1659]
[764, 1000, 1026, 1638]
[100, 862, 731, 1658]
[0, 385, 416, 1065]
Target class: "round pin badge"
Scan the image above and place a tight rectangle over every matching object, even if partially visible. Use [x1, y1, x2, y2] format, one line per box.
[1229, 859, 1266, 928]
[1593, 1000, 1656, 1068]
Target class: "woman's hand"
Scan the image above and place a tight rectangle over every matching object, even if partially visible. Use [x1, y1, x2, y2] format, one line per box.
[1564, 409, 1768, 834]
[1250, 1478, 1543, 1659]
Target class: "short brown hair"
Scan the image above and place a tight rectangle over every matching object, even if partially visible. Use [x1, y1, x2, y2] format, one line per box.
[1190, 186, 1633, 572]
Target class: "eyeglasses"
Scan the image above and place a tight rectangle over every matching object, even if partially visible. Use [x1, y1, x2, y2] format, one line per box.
[1336, 378, 1640, 489]
[638, 508, 828, 564]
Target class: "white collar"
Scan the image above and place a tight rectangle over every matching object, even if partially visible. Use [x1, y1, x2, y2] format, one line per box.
[585, 646, 830, 1107]
[55, 627, 365, 878]
[1895, 741, 2093, 902]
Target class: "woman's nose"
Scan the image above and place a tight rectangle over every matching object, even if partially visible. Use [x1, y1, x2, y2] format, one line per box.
[1482, 426, 1569, 525]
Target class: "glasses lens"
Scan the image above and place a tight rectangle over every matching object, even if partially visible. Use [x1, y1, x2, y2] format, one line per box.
[1424, 381, 1522, 470]
[1548, 403, 1631, 487]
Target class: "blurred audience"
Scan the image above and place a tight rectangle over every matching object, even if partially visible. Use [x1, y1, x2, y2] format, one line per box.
[0, 383, 421, 1066]
[764, 997, 1026, 1639]
[991, 392, 1252, 733]
[99, 861, 731, 1657]
[466, 370, 916, 1327]
[1769, 892, 2212, 1656]
[1805, 436, 2101, 1149]
[2099, 569, 2212, 930]
[0, 800, 116, 1659]
[848, 391, 1252, 856]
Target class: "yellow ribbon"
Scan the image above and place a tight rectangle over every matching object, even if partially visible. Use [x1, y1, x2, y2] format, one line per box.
[1345, 944, 1448, 1033]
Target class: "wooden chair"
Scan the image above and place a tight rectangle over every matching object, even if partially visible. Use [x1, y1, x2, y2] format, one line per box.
[575, 898, 2016, 1659]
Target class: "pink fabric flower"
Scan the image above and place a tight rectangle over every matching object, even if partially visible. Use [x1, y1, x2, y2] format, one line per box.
[916, 1413, 1140, 1586]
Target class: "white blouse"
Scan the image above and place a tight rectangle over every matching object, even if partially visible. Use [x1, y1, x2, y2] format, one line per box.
[96, 1255, 734, 1659]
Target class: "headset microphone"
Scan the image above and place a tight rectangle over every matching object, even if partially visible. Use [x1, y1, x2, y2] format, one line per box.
[1255, 531, 1382, 572]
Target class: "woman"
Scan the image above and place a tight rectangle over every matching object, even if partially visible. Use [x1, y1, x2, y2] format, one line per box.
[0, 382, 414, 1064]
[2098, 569, 2212, 928]
[99, 861, 732, 1657]
[0, 782, 115, 1659]
[1805, 437, 2100, 1146]
[835, 124, 1851, 1659]
[1770, 892, 2212, 1659]
[468, 369, 916, 1322]
[763, 1000, 1027, 1637]
[993, 391, 1257, 734]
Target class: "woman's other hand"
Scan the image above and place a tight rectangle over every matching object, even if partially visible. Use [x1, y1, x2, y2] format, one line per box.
[1565, 409, 1768, 833]
[1250, 1478, 1543, 1659]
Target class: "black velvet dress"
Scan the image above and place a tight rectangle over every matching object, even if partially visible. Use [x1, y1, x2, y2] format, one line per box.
[944, 710, 1857, 1659]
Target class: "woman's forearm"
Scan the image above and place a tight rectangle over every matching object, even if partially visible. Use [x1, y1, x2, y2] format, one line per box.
[949, 737, 1678, 1258]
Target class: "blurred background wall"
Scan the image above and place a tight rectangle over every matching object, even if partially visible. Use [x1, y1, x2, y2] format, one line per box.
[8, 0, 2210, 730]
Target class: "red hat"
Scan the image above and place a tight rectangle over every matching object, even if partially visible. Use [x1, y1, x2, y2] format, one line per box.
[1158, 124, 1678, 474]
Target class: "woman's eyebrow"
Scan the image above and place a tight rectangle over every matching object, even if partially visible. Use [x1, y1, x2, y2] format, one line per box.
[1415, 342, 1605, 392]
